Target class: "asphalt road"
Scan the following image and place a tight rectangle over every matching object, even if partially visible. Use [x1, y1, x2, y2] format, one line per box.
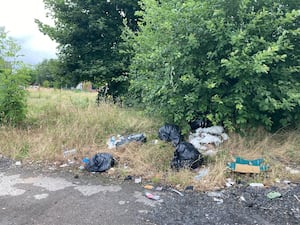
[1, 157, 299, 225]
[0, 161, 159, 225]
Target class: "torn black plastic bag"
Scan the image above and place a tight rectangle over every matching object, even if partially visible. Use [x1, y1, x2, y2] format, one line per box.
[189, 118, 212, 130]
[85, 153, 115, 172]
[158, 124, 182, 146]
[116, 133, 146, 147]
[171, 142, 203, 170]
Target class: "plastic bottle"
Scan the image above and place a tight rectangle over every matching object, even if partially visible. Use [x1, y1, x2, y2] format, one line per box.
[107, 136, 116, 149]
[63, 149, 77, 157]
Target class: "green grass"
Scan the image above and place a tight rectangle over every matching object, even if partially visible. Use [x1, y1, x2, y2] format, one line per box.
[0, 88, 299, 191]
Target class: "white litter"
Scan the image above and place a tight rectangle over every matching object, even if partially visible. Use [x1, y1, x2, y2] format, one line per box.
[188, 125, 229, 156]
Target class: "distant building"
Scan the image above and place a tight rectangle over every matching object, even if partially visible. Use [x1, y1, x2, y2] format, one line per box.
[75, 81, 93, 92]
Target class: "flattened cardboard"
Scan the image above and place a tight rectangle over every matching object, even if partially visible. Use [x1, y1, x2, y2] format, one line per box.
[234, 164, 261, 173]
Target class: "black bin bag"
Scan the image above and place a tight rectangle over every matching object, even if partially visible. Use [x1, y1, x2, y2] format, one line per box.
[158, 124, 182, 146]
[85, 153, 115, 172]
[171, 142, 203, 170]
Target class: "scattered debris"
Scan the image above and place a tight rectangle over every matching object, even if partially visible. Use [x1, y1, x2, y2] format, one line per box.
[78, 165, 85, 170]
[185, 186, 194, 191]
[124, 175, 133, 181]
[294, 195, 300, 202]
[144, 185, 154, 190]
[59, 164, 68, 168]
[286, 167, 300, 174]
[63, 149, 77, 157]
[107, 133, 147, 149]
[267, 191, 282, 199]
[170, 188, 184, 197]
[189, 126, 229, 156]
[145, 192, 160, 200]
[67, 159, 75, 165]
[15, 161, 22, 166]
[134, 177, 142, 184]
[155, 186, 163, 191]
[107, 136, 116, 149]
[84, 153, 115, 172]
[213, 197, 224, 204]
[283, 180, 291, 185]
[207, 191, 224, 198]
[171, 142, 203, 170]
[189, 118, 212, 130]
[194, 168, 209, 181]
[240, 196, 246, 202]
[249, 183, 265, 188]
[227, 157, 269, 174]
[158, 124, 182, 146]
[82, 157, 89, 164]
[225, 178, 235, 187]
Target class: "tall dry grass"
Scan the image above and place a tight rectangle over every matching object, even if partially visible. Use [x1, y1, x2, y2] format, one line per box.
[0, 88, 299, 191]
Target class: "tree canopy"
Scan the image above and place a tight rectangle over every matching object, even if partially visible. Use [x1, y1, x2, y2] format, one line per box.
[126, 0, 300, 131]
[36, 0, 140, 96]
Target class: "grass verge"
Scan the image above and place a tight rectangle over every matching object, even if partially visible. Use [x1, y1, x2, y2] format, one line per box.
[0, 88, 299, 191]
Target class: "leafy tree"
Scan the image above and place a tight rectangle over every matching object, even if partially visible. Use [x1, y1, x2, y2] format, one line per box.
[126, 0, 300, 131]
[0, 27, 29, 125]
[36, 0, 140, 96]
[33, 59, 63, 88]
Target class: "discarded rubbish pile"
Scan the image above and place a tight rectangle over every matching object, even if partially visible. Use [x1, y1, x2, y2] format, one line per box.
[189, 125, 229, 156]
[83, 153, 115, 172]
[107, 133, 146, 149]
[171, 142, 203, 170]
[189, 118, 212, 130]
[80, 133, 147, 173]
[227, 157, 270, 174]
[158, 124, 182, 146]
[158, 124, 204, 170]
[158, 122, 229, 170]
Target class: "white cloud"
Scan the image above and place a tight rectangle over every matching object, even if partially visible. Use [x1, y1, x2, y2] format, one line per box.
[0, 0, 58, 64]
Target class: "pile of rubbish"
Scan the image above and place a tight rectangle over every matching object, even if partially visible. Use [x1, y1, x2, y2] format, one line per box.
[188, 125, 229, 156]
[83, 153, 115, 172]
[107, 133, 146, 149]
[158, 124, 204, 170]
[82, 133, 146, 172]
[227, 157, 269, 173]
[158, 121, 229, 170]
[81, 120, 228, 173]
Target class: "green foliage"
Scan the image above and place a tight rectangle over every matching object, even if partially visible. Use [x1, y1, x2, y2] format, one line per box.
[126, 0, 300, 131]
[42, 80, 50, 88]
[0, 27, 29, 125]
[33, 59, 63, 87]
[36, 0, 140, 96]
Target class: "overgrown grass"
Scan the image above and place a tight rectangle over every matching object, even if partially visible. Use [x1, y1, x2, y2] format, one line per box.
[0, 88, 299, 191]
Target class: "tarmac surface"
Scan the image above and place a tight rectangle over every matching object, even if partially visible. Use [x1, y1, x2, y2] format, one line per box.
[0, 158, 157, 225]
[1, 156, 299, 225]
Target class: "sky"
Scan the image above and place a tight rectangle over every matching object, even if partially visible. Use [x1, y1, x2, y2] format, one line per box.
[0, 0, 58, 65]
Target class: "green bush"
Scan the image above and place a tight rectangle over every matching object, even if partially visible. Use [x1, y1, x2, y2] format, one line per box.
[0, 28, 29, 125]
[126, 0, 300, 132]
[42, 80, 50, 88]
[0, 68, 29, 125]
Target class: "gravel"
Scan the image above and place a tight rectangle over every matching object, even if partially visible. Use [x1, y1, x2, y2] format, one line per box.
[146, 183, 300, 225]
